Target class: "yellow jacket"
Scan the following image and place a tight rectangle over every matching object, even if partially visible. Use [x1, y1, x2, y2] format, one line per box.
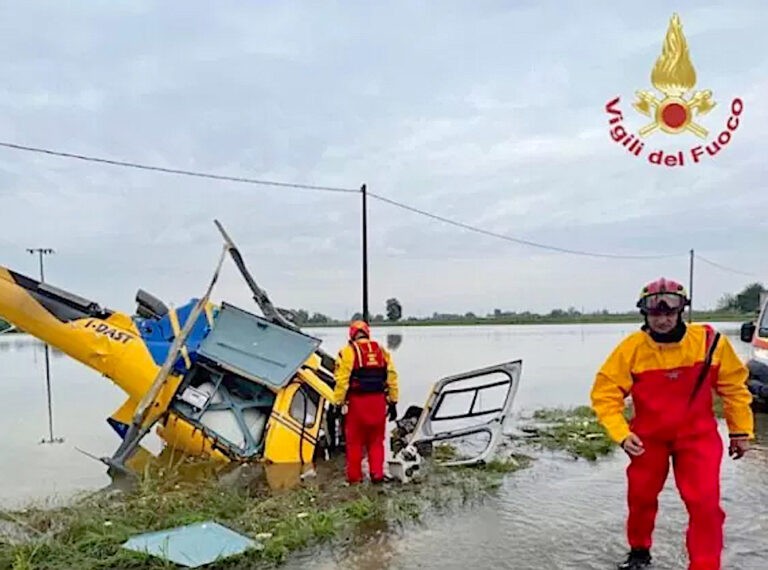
[333, 339, 399, 405]
[590, 324, 753, 444]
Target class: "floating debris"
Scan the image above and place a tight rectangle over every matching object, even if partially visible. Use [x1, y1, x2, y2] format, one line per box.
[516, 406, 615, 461]
[121, 520, 260, 567]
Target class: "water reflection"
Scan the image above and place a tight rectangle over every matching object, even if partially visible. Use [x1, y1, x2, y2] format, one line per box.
[0, 336, 65, 357]
[107, 445, 318, 496]
[290, 531, 401, 570]
[264, 461, 316, 490]
[386, 333, 403, 351]
[280, 418, 768, 570]
[291, 416, 768, 569]
[1, 324, 763, 568]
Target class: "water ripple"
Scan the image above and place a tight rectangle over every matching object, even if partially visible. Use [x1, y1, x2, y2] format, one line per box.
[293, 431, 768, 570]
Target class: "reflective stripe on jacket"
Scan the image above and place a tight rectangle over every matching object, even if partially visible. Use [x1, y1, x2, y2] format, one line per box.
[590, 323, 753, 444]
[333, 338, 399, 405]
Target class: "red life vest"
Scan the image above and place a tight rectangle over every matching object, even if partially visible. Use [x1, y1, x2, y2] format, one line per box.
[349, 339, 388, 394]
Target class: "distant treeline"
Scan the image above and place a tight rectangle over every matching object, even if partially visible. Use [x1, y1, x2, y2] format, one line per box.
[281, 307, 753, 328]
[715, 282, 767, 314]
[296, 309, 752, 328]
[286, 282, 767, 327]
[0, 309, 754, 335]
[1, 283, 763, 332]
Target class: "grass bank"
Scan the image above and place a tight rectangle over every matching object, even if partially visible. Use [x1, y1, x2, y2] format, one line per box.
[0, 450, 530, 570]
[2, 402, 732, 568]
[518, 405, 615, 461]
[0, 405, 650, 569]
[518, 398, 728, 462]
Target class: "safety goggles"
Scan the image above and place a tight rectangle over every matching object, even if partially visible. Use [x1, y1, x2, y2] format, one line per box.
[639, 293, 686, 313]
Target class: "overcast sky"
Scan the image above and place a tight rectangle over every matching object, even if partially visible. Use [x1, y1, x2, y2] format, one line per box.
[0, 1, 766, 319]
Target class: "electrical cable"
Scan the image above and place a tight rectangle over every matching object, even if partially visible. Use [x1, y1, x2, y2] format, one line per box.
[695, 254, 759, 278]
[367, 191, 683, 260]
[0, 141, 359, 194]
[1, 140, 758, 267]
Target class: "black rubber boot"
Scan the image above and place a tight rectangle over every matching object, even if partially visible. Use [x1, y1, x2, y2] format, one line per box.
[617, 548, 652, 569]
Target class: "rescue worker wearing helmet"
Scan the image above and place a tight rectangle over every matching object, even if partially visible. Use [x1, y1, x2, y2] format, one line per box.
[333, 320, 399, 484]
[590, 278, 754, 570]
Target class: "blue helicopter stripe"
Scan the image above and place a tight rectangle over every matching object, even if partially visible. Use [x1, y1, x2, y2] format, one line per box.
[133, 298, 217, 375]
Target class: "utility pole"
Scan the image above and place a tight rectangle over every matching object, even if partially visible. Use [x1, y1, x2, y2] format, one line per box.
[361, 183, 369, 323]
[688, 248, 694, 323]
[26, 247, 62, 444]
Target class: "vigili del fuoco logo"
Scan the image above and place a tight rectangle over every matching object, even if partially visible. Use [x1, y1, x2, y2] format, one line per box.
[605, 13, 743, 167]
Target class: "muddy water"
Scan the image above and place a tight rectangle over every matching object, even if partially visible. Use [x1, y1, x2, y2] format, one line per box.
[286, 419, 768, 570]
[1, 322, 766, 568]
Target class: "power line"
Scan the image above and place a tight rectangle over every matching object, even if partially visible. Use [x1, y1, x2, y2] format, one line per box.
[695, 254, 759, 278]
[0, 140, 746, 264]
[367, 191, 683, 260]
[0, 141, 359, 194]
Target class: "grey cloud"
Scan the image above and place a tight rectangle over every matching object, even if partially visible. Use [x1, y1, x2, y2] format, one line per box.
[0, 0, 766, 318]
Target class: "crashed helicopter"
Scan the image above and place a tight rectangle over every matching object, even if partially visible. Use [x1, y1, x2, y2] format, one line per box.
[0, 220, 523, 481]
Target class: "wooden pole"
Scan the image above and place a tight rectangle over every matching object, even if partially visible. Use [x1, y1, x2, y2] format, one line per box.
[688, 248, 694, 323]
[361, 184, 369, 323]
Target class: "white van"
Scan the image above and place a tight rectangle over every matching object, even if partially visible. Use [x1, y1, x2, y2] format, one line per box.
[739, 292, 768, 410]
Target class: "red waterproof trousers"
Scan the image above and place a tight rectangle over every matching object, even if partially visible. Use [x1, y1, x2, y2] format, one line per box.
[344, 392, 387, 483]
[626, 428, 725, 570]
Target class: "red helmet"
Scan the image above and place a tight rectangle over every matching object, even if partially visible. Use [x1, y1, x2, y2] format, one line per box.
[637, 277, 690, 313]
[348, 319, 370, 340]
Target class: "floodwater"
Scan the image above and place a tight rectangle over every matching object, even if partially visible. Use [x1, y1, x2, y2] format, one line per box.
[1, 322, 766, 568]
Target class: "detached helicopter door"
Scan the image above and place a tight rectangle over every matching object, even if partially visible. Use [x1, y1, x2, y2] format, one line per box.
[396, 359, 522, 467]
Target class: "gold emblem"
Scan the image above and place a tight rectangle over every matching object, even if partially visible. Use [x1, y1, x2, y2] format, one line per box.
[633, 13, 716, 138]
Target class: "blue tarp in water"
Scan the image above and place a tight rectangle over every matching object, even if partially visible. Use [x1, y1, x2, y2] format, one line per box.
[122, 521, 259, 567]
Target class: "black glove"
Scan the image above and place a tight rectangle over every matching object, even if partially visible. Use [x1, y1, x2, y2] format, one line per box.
[387, 403, 398, 422]
[729, 435, 749, 459]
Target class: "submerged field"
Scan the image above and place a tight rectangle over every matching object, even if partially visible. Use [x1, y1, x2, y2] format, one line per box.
[0, 407, 615, 570]
[1, 324, 758, 569]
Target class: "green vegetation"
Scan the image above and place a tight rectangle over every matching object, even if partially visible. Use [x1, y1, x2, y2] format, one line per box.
[385, 298, 402, 322]
[1, 283, 762, 332]
[0, 310, 752, 334]
[713, 395, 725, 419]
[520, 399, 729, 462]
[295, 310, 749, 328]
[716, 282, 767, 314]
[2, 401, 733, 569]
[278, 282, 766, 327]
[433, 443, 460, 461]
[521, 406, 616, 461]
[0, 450, 531, 570]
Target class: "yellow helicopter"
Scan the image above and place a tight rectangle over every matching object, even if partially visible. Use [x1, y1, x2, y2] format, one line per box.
[0, 220, 523, 481]
[0, 221, 342, 475]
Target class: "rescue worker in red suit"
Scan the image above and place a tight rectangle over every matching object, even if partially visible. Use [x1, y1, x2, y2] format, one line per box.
[590, 278, 753, 570]
[333, 320, 399, 484]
